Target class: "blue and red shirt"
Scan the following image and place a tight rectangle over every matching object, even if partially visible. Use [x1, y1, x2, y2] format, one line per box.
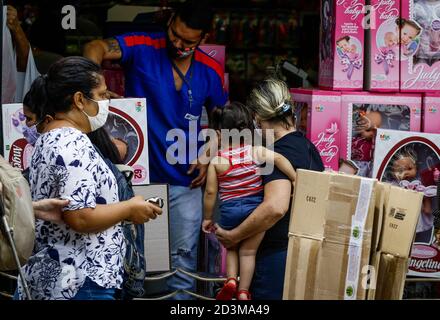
[115, 32, 228, 186]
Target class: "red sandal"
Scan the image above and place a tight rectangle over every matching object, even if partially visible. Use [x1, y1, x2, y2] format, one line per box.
[236, 290, 251, 300]
[216, 278, 238, 300]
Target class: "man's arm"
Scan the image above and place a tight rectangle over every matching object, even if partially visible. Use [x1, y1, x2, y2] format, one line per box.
[215, 179, 292, 248]
[83, 38, 122, 65]
[7, 6, 30, 72]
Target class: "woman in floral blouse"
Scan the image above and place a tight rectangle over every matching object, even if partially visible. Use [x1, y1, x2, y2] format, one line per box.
[16, 57, 162, 300]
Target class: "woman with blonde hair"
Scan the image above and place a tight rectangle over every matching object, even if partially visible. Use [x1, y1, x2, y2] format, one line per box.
[215, 78, 324, 300]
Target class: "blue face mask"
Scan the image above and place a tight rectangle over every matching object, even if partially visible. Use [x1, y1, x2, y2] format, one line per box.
[22, 120, 43, 146]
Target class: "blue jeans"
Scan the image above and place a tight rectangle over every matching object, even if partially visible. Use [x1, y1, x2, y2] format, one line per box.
[219, 194, 263, 230]
[166, 185, 202, 300]
[71, 278, 116, 300]
[250, 249, 287, 300]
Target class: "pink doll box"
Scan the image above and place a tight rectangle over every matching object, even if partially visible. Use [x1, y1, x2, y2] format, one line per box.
[2, 103, 33, 171]
[400, 0, 440, 92]
[365, 0, 401, 91]
[318, 0, 365, 90]
[290, 88, 342, 171]
[373, 129, 440, 278]
[423, 93, 440, 133]
[199, 44, 226, 72]
[341, 92, 422, 177]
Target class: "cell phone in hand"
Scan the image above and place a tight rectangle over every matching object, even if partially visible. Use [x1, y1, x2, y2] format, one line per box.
[146, 197, 164, 208]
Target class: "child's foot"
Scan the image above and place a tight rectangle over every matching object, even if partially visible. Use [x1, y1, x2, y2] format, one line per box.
[216, 278, 238, 300]
[236, 290, 251, 300]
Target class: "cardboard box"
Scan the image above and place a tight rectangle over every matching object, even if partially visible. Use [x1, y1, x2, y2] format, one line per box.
[373, 129, 440, 278]
[368, 184, 422, 300]
[422, 94, 440, 134]
[318, 0, 365, 90]
[290, 89, 342, 171]
[365, 0, 401, 92]
[341, 92, 422, 177]
[372, 253, 409, 300]
[132, 184, 171, 274]
[283, 169, 376, 300]
[379, 185, 423, 256]
[105, 98, 150, 185]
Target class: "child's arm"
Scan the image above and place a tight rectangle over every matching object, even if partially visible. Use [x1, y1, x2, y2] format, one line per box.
[202, 161, 219, 233]
[252, 146, 297, 182]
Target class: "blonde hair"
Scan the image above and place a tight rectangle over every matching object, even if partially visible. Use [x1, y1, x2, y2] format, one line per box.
[248, 78, 294, 123]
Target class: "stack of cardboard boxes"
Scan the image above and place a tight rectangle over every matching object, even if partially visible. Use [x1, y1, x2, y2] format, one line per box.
[283, 170, 423, 300]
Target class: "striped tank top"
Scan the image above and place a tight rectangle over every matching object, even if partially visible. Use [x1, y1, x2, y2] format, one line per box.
[217, 145, 263, 201]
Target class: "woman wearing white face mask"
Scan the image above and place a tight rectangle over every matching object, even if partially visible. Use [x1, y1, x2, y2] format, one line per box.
[15, 57, 162, 301]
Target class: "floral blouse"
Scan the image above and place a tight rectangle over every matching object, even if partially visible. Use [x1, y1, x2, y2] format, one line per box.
[18, 127, 125, 300]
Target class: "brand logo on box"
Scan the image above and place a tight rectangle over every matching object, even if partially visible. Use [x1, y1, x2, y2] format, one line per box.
[315, 105, 324, 112]
[409, 245, 440, 273]
[411, 245, 438, 259]
[428, 106, 438, 114]
[412, 108, 421, 115]
[379, 134, 390, 141]
[135, 101, 144, 112]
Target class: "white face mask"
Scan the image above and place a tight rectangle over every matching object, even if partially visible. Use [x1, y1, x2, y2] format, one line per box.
[83, 98, 110, 132]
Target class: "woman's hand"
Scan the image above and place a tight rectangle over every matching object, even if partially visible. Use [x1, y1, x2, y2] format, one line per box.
[215, 224, 240, 249]
[126, 195, 163, 224]
[33, 199, 70, 224]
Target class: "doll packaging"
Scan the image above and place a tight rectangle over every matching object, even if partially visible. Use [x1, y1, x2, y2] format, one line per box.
[104, 98, 150, 185]
[291, 88, 341, 171]
[199, 45, 226, 72]
[341, 92, 422, 177]
[365, 0, 401, 91]
[423, 93, 440, 133]
[400, 0, 440, 92]
[2, 103, 34, 171]
[318, 0, 365, 90]
[373, 128, 440, 278]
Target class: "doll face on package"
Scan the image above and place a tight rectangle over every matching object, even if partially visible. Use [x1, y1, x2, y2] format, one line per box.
[336, 36, 363, 80]
[382, 144, 440, 193]
[412, 0, 440, 67]
[351, 104, 412, 167]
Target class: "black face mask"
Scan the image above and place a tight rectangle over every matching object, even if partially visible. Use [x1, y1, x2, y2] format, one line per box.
[166, 32, 197, 60]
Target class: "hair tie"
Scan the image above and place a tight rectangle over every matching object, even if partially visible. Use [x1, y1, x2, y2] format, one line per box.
[277, 102, 292, 115]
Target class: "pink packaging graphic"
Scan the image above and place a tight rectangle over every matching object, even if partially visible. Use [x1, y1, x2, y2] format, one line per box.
[199, 44, 226, 72]
[423, 94, 440, 133]
[366, 0, 401, 91]
[373, 129, 440, 278]
[291, 88, 341, 171]
[318, 0, 365, 90]
[341, 92, 422, 177]
[2, 103, 34, 171]
[400, 0, 440, 92]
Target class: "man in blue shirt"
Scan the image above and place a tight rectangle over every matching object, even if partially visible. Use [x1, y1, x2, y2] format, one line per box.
[84, 0, 228, 299]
